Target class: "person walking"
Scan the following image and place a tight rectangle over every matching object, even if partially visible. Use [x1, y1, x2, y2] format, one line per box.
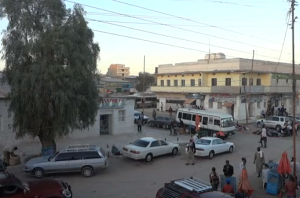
[161, 102, 163, 111]
[261, 126, 267, 148]
[223, 160, 234, 177]
[137, 116, 143, 132]
[239, 157, 247, 179]
[179, 118, 184, 135]
[152, 109, 156, 120]
[253, 147, 265, 177]
[185, 139, 195, 165]
[285, 175, 297, 198]
[169, 106, 173, 117]
[209, 167, 220, 190]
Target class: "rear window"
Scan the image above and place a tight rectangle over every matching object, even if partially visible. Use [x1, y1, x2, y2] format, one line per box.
[132, 140, 150, 147]
[196, 139, 211, 145]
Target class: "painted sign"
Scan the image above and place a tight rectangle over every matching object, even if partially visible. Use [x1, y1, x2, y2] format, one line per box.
[272, 74, 300, 80]
[99, 98, 126, 109]
[209, 94, 236, 103]
[241, 95, 263, 103]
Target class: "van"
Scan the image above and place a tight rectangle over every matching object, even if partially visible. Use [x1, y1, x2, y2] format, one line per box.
[175, 108, 235, 136]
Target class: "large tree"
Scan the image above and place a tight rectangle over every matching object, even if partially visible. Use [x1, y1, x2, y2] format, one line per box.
[136, 72, 156, 92]
[0, 0, 100, 148]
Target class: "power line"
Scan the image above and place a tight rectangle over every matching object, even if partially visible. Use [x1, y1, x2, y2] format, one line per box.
[64, 0, 292, 55]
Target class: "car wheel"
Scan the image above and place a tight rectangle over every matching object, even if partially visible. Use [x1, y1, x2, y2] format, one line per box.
[172, 148, 178, 155]
[145, 153, 153, 162]
[257, 122, 262, 128]
[229, 146, 234, 153]
[209, 151, 214, 159]
[276, 125, 281, 131]
[81, 166, 94, 177]
[33, 168, 45, 178]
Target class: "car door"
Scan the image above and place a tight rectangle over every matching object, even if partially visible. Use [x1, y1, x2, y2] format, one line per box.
[51, 153, 72, 173]
[81, 151, 103, 169]
[67, 152, 83, 172]
[264, 116, 273, 128]
[216, 139, 227, 153]
[212, 139, 220, 154]
[271, 117, 280, 128]
[154, 117, 162, 126]
[159, 140, 171, 154]
[149, 140, 162, 156]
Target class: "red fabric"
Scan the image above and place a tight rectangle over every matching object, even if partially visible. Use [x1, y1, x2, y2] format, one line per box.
[238, 169, 254, 196]
[216, 131, 225, 137]
[277, 151, 291, 174]
[195, 115, 201, 132]
[285, 180, 296, 197]
[222, 184, 234, 194]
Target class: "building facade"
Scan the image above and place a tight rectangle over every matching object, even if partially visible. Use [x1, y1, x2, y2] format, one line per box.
[151, 54, 300, 121]
[107, 64, 130, 78]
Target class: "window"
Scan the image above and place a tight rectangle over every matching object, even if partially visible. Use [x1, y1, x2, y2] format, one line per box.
[55, 153, 72, 161]
[216, 139, 224, 144]
[225, 78, 231, 86]
[178, 112, 182, 118]
[242, 78, 247, 85]
[132, 140, 150, 147]
[160, 140, 168, 146]
[182, 113, 187, 119]
[286, 79, 289, 83]
[167, 80, 170, 86]
[280, 118, 285, 122]
[196, 139, 211, 145]
[266, 117, 273, 121]
[217, 102, 222, 109]
[208, 117, 213, 124]
[257, 79, 261, 85]
[257, 102, 261, 108]
[118, 110, 125, 121]
[212, 140, 218, 145]
[182, 113, 191, 120]
[275, 100, 279, 107]
[191, 79, 195, 86]
[198, 79, 202, 86]
[150, 141, 160, 147]
[82, 151, 101, 159]
[174, 80, 178, 86]
[192, 114, 196, 121]
[211, 78, 217, 86]
[202, 117, 208, 125]
[209, 102, 213, 108]
[160, 80, 164, 86]
[214, 119, 220, 126]
[68, 152, 83, 160]
[272, 117, 279, 121]
[249, 78, 253, 85]
[181, 80, 185, 86]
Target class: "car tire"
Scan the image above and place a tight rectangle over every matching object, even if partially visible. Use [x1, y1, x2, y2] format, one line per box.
[276, 125, 281, 131]
[172, 148, 178, 155]
[208, 151, 214, 159]
[81, 166, 94, 177]
[229, 146, 234, 153]
[33, 167, 45, 178]
[145, 153, 153, 162]
[257, 122, 262, 128]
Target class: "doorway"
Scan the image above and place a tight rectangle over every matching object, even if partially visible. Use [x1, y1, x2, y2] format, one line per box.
[100, 114, 111, 135]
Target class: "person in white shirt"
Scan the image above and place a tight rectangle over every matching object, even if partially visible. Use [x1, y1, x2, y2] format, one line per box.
[2, 144, 18, 165]
[193, 134, 199, 143]
[261, 126, 267, 148]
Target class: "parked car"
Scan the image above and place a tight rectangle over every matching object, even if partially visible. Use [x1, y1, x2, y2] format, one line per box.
[23, 144, 108, 178]
[122, 137, 180, 162]
[134, 111, 149, 124]
[156, 177, 233, 198]
[256, 116, 296, 131]
[287, 115, 300, 125]
[148, 116, 174, 129]
[194, 137, 234, 159]
[0, 171, 72, 198]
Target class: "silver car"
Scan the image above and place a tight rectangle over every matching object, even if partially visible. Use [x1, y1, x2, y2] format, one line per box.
[23, 144, 108, 178]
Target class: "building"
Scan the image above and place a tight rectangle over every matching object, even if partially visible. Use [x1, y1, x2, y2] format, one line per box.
[151, 53, 300, 121]
[107, 64, 130, 78]
[0, 73, 135, 146]
[96, 76, 131, 94]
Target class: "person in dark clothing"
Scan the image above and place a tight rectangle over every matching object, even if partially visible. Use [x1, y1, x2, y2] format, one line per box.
[179, 118, 184, 135]
[223, 160, 234, 177]
[209, 167, 220, 190]
[186, 139, 196, 165]
[137, 116, 143, 132]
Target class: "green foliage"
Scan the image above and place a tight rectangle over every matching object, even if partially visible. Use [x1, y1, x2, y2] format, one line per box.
[0, 0, 100, 147]
[135, 72, 156, 92]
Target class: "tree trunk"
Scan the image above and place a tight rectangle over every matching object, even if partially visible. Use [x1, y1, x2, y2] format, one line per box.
[38, 132, 53, 148]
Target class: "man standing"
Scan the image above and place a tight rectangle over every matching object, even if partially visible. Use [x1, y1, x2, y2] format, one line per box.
[179, 118, 184, 135]
[137, 116, 143, 132]
[254, 147, 265, 177]
[169, 106, 173, 117]
[2, 145, 18, 165]
[160, 102, 163, 111]
[152, 109, 156, 120]
[285, 175, 297, 198]
[186, 139, 195, 165]
[261, 126, 267, 148]
[223, 160, 234, 177]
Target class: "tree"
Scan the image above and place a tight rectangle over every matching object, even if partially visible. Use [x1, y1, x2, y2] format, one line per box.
[0, 0, 100, 148]
[135, 72, 156, 92]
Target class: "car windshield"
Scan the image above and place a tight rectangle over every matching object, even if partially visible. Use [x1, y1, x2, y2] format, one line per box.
[196, 139, 211, 145]
[221, 118, 234, 127]
[48, 151, 59, 161]
[132, 140, 150, 147]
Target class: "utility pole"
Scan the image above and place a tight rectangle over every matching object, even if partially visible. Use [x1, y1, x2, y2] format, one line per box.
[290, 0, 297, 195]
[143, 55, 145, 113]
[244, 84, 249, 125]
[247, 50, 255, 123]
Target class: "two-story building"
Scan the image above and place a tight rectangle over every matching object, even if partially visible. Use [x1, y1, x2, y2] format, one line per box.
[151, 53, 300, 121]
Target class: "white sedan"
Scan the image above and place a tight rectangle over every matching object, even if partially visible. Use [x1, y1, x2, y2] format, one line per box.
[122, 137, 180, 162]
[194, 137, 234, 159]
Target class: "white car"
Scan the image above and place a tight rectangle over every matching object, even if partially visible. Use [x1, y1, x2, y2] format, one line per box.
[194, 137, 234, 159]
[122, 137, 180, 162]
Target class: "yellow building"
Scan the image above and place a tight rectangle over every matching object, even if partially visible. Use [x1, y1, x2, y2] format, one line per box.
[151, 54, 300, 120]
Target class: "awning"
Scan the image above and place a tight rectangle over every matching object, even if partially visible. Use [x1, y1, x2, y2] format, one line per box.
[223, 102, 233, 107]
[184, 98, 196, 104]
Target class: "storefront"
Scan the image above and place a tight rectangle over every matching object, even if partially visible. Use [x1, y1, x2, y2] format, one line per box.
[156, 93, 185, 111]
[205, 94, 236, 117]
[184, 94, 206, 108]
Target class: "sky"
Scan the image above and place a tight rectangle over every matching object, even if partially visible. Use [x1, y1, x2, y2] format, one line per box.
[0, 0, 299, 75]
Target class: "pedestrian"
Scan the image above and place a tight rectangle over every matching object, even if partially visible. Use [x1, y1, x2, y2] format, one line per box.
[193, 134, 199, 143]
[169, 121, 177, 136]
[161, 102, 163, 111]
[137, 116, 143, 132]
[222, 178, 234, 195]
[261, 110, 265, 118]
[290, 157, 300, 187]
[271, 106, 274, 116]
[260, 126, 267, 148]
[179, 118, 184, 135]
[223, 160, 234, 177]
[2, 144, 24, 165]
[239, 157, 247, 170]
[169, 106, 173, 117]
[141, 112, 145, 125]
[185, 139, 195, 165]
[209, 167, 220, 190]
[285, 175, 297, 198]
[152, 109, 156, 120]
[253, 147, 265, 177]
